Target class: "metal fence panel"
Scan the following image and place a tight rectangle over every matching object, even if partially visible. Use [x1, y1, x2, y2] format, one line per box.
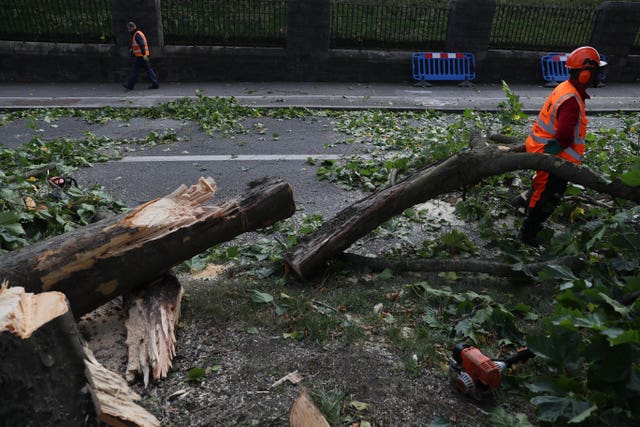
[490, 4, 596, 51]
[331, 1, 448, 50]
[634, 26, 640, 54]
[162, 0, 287, 46]
[0, 0, 114, 43]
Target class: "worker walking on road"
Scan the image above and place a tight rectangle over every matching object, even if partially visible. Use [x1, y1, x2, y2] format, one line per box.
[519, 46, 606, 246]
[123, 21, 160, 90]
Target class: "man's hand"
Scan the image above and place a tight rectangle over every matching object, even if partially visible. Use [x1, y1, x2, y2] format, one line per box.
[543, 139, 562, 154]
[143, 55, 150, 62]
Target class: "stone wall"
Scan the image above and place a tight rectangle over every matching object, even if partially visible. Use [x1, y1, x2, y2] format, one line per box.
[1, 0, 639, 84]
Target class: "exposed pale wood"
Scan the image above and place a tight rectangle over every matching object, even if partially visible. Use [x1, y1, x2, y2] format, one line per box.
[0, 281, 68, 339]
[0, 284, 160, 426]
[285, 143, 640, 280]
[125, 272, 183, 387]
[289, 387, 331, 427]
[85, 345, 160, 427]
[1, 176, 295, 317]
[0, 284, 94, 426]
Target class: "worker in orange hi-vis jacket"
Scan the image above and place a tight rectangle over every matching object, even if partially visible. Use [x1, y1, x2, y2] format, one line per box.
[519, 46, 607, 246]
[123, 21, 160, 90]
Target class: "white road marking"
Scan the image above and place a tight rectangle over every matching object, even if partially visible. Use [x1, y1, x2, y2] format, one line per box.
[120, 154, 345, 162]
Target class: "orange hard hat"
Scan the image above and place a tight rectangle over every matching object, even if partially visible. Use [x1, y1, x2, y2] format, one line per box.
[565, 46, 607, 69]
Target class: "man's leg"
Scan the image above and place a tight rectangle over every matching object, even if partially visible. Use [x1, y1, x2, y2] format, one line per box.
[124, 58, 142, 89]
[520, 172, 568, 244]
[144, 60, 160, 88]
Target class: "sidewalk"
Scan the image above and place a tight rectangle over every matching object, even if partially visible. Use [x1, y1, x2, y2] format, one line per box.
[1, 81, 640, 112]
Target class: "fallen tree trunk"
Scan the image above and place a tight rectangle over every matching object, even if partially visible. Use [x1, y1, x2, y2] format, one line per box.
[1, 176, 295, 317]
[285, 143, 640, 280]
[0, 283, 159, 427]
[337, 253, 584, 279]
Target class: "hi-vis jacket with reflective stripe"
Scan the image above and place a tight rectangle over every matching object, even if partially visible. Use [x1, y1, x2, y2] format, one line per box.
[525, 80, 587, 164]
[131, 30, 149, 57]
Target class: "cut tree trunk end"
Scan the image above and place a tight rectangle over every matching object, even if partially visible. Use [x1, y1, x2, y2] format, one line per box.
[0, 283, 159, 427]
[1, 176, 295, 317]
[285, 143, 640, 280]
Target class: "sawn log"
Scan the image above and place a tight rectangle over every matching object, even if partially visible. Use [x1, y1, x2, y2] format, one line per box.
[0, 176, 295, 317]
[0, 283, 159, 427]
[284, 144, 640, 280]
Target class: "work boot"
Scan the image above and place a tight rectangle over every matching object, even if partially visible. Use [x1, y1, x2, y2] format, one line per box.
[519, 207, 544, 247]
[518, 226, 541, 247]
[148, 84, 159, 89]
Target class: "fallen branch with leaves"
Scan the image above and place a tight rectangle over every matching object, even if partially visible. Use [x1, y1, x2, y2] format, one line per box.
[285, 139, 639, 280]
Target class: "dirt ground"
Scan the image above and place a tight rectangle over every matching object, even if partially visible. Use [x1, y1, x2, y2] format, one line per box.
[79, 264, 535, 427]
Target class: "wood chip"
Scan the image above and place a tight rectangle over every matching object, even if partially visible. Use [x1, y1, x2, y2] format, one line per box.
[271, 370, 303, 388]
[289, 387, 330, 427]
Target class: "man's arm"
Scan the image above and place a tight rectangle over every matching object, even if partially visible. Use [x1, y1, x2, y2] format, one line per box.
[135, 33, 148, 55]
[555, 97, 580, 149]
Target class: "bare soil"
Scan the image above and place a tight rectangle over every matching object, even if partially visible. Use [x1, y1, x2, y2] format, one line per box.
[79, 266, 536, 427]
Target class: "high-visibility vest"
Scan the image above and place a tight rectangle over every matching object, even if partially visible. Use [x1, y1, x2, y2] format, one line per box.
[525, 81, 587, 164]
[131, 30, 149, 57]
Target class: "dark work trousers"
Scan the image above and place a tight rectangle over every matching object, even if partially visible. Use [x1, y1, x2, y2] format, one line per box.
[521, 172, 568, 240]
[125, 57, 159, 89]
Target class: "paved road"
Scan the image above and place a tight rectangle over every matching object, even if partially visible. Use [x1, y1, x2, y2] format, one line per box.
[1, 81, 639, 218]
[2, 81, 640, 112]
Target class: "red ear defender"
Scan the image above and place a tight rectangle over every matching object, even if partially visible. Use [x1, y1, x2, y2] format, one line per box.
[578, 68, 592, 84]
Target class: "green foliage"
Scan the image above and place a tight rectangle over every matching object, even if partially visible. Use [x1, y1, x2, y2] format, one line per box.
[419, 230, 478, 258]
[498, 81, 529, 136]
[407, 282, 526, 346]
[523, 209, 640, 425]
[312, 387, 347, 426]
[0, 175, 125, 252]
[318, 109, 476, 191]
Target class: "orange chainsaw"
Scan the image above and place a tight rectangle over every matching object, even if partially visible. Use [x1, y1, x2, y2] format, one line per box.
[449, 343, 535, 399]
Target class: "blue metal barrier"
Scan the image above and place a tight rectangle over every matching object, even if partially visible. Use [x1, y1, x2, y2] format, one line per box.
[412, 52, 476, 83]
[541, 52, 607, 84]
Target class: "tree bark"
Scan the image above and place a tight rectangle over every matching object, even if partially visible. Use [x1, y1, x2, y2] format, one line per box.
[0, 284, 159, 427]
[1, 176, 295, 317]
[0, 285, 92, 426]
[285, 144, 640, 280]
[337, 253, 584, 279]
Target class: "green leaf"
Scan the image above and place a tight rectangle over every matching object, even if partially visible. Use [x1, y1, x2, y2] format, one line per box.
[568, 405, 598, 424]
[527, 328, 584, 371]
[377, 268, 394, 280]
[620, 164, 640, 186]
[349, 400, 370, 412]
[525, 379, 563, 394]
[489, 406, 535, 427]
[251, 290, 274, 304]
[186, 367, 206, 382]
[598, 292, 631, 317]
[604, 329, 640, 346]
[245, 327, 259, 335]
[428, 416, 454, 427]
[283, 331, 304, 340]
[530, 396, 593, 423]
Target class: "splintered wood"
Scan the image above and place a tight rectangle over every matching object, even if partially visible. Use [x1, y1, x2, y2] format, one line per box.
[85, 345, 160, 427]
[0, 175, 295, 317]
[290, 387, 331, 427]
[125, 273, 183, 387]
[0, 281, 68, 339]
[0, 282, 159, 427]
